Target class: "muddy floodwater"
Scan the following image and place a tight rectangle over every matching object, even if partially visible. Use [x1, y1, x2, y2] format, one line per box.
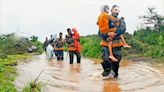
[14, 54, 164, 92]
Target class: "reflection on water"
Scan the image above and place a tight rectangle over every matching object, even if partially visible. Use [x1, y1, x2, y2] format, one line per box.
[14, 53, 164, 92]
[69, 64, 81, 74]
[103, 80, 120, 92]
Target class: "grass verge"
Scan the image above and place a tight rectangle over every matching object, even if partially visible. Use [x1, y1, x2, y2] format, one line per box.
[0, 54, 31, 92]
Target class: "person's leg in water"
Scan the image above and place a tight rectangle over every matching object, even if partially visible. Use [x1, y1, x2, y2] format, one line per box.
[58, 51, 62, 61]
[58, 50, 63, 61]
[69, 51, 74, 64]
[75, 51, 81, 64]
[61, 50, 64, 61]
[112, 48, 122, 78]
[57, 50, 60, 61]
[120, 35, 131, 48]
[54, 50, 57, 58]
[101, 47, 112, 76]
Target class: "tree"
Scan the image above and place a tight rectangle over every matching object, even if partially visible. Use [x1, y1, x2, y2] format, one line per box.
[139, 7, 164, 32]
[30, 35, 38, 42]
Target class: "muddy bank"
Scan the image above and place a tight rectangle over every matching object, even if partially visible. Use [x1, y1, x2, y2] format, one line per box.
[14, 54, 164, 92]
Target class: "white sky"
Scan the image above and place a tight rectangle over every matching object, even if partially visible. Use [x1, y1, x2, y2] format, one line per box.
[0, 0, 164, 42]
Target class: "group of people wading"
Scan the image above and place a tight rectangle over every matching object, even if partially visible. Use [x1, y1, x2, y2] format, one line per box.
[43, 4, 131, 79]
[43, 27, 81, 64]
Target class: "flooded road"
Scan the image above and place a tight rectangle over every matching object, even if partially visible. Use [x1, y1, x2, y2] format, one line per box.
[14, 54, 164, 92]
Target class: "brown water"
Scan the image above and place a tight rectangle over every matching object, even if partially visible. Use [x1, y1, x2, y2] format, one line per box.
[14, 54, 164, 92]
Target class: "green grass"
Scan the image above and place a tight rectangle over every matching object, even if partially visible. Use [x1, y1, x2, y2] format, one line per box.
[0, 54, 31, 92]
[22, 82, 42, 92]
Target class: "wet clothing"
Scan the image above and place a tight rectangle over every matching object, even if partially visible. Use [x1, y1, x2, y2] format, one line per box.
[65, 29, 81, 64]
[101, 46, 122, 77]
[99, 14, 124, 77]
[56, 50, 64, 61]
[100, 38, 123, 77]
[54, 38, 64, 61]
[69, 51, 81, 64]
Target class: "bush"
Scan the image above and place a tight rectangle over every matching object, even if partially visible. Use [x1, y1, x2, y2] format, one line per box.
[0, 33, 44, 58]
[80, 35, 101, 58]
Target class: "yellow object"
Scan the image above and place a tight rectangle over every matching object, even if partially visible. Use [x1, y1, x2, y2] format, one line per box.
[54, 47, 64, 51]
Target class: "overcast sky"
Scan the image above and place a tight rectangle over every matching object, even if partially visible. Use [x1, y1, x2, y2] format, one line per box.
[0, 0, 164, 42]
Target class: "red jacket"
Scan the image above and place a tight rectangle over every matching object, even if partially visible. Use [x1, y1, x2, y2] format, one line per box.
[72, 28, 81, 52]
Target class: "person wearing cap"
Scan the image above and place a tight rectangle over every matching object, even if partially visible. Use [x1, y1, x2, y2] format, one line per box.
[54, 32, 65, 61]
[65, 28, 81, 64]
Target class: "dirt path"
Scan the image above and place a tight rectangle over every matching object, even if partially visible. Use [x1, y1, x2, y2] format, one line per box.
[14, 54, 164, 92]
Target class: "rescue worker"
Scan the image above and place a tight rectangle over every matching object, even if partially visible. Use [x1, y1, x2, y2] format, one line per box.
[54, 32, 65, 61]
[97, 5, 131, 62]
[65, 28, 81, 64]
[99, 5, 128, 78]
